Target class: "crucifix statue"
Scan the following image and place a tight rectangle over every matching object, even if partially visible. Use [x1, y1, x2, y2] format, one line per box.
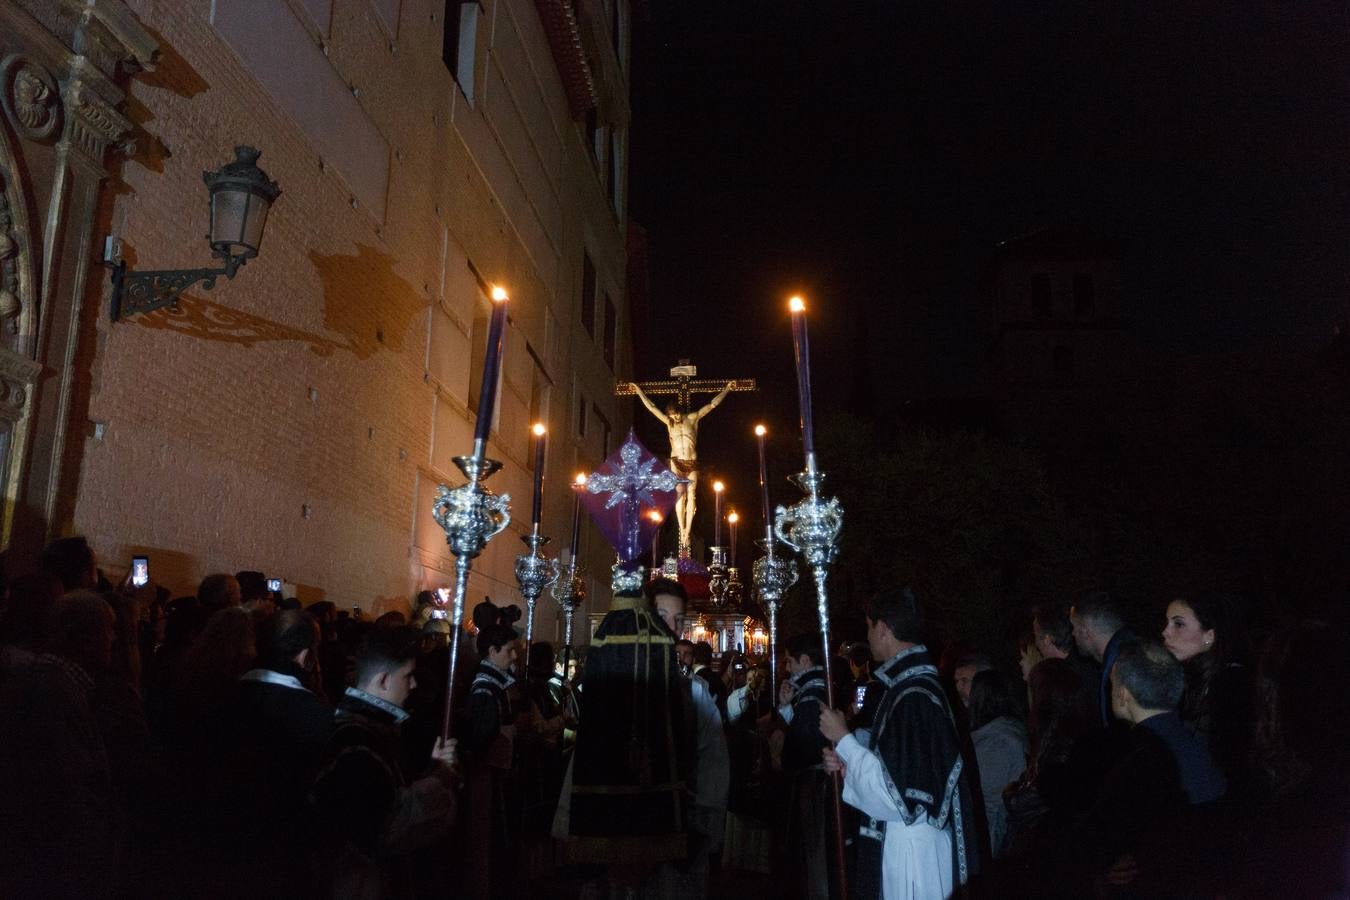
[617, 361, 756, 557]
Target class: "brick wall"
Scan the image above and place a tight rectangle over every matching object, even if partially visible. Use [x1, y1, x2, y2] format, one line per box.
[73, 0, 632, 623]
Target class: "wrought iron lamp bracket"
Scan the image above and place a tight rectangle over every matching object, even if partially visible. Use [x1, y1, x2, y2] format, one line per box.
[108, 251, 247, 322]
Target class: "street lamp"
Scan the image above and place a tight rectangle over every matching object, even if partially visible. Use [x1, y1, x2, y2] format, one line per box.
[106, 145, 282, 321]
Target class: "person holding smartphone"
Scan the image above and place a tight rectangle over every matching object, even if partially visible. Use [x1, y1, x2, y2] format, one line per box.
[846, 642, 884, 735]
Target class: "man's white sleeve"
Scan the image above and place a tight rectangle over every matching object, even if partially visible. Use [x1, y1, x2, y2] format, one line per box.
[835, 732, 910, 823]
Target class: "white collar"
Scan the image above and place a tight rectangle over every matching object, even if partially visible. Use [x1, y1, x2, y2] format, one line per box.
[240, 668, 308, 692]
[344, 686, 410, 723]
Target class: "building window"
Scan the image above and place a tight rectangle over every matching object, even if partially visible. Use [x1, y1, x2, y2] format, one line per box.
[1073, 273, 1095, 317]
[576, 393, 588, 437]
[1052, 345, 1075, 379]
[611, 0, 622, 59]
[1030, 272, 1052, 319]
[442, 2, 479, 102]
[593, 405, 612, 458]
[602, 295, 617, 369]
[581, 253, 596, 337]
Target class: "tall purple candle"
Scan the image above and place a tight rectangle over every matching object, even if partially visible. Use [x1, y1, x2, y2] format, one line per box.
[755, 425, 771, 541]
[788, 296, 816, 465]
[728, 511, 739, 561]
[713, 481, 724, 546]
[473, 286, 510, 453]
[569, 473, 586, 561]
[530, 423, 546, 528]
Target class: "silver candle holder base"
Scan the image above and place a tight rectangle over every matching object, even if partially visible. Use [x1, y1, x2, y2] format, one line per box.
[708, 545, 730, 607]
[431, 454, 512, 739]
[515, 530, 561, 652]
[751, 542, 799, 687]
[550, 560, 587, 677]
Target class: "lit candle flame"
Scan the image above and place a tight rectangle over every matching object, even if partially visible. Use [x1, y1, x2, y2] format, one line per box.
[574, 472, 587, 486]
[789, 295, 806, 313]
[490, 285, 509, 302]
[713, 480, 725, 493]
[649, 510, 663, 523]
[727, 511, 739, 524]
[532, 423, 546, 437]
[755, 424, 767, 437]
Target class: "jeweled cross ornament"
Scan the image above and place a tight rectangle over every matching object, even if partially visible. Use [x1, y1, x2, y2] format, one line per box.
[580, 432, 683, 594]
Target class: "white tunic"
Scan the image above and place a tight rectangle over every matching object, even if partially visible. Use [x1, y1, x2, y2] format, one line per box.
[836, 732, 955, 900]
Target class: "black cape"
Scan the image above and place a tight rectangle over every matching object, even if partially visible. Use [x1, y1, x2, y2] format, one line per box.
[563, 594, 691, 863]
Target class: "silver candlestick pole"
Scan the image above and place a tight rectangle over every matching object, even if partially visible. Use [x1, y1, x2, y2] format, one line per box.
[775, 460, 847, 896]
[550, 556, 586, 678]
[515, 527, 561, 652]
[751, 537, 798, 689]
[431, 454, 512, 740]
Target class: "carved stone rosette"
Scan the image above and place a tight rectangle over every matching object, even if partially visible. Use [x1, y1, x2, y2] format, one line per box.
[0, 57, 60, 141]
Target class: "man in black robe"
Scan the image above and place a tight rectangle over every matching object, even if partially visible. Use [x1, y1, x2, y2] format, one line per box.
[820, 586, 982, 898]
[553, 573, 692, 869]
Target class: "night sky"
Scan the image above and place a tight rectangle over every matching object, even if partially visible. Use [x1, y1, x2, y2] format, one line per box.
[622, 2, 1350, 535]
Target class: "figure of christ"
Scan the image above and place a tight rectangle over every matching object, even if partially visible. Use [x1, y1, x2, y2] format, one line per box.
[631, 380, 735, 556]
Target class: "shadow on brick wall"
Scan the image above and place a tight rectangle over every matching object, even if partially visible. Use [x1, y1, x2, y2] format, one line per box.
[309, 244, 426, 359]
[130, 244, 424, 358]
[119, 25, 211, 177]
[134, 293, 348, 356]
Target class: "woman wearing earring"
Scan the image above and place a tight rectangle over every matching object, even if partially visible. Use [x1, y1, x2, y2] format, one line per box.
[1162, 592, 1253, 785]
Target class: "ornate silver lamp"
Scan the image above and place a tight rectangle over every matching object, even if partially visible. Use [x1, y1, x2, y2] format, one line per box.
[707, 545, 730, 606]
[515, 528, 560, 649]
[431, 454, 510, 738]
[550, 556, 586, 676]
[751, 543, 798, 686]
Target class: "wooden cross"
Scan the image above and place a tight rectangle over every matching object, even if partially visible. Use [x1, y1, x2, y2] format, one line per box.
[615, 359, 757, 411]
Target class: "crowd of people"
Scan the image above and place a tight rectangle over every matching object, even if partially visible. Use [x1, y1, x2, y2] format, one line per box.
[0, 536, 1346, 898]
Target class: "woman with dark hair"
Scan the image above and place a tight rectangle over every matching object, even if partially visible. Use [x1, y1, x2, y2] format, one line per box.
[1002, 658, 1096, 860]
[968, 670, 1028, 859]
[1161, 591, 1253, 780]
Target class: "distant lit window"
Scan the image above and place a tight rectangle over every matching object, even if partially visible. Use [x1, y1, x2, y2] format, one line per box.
[1073, 273, 1095, 317]
[1031, 273, 1052, 319]
[581, 253, 596, 337]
